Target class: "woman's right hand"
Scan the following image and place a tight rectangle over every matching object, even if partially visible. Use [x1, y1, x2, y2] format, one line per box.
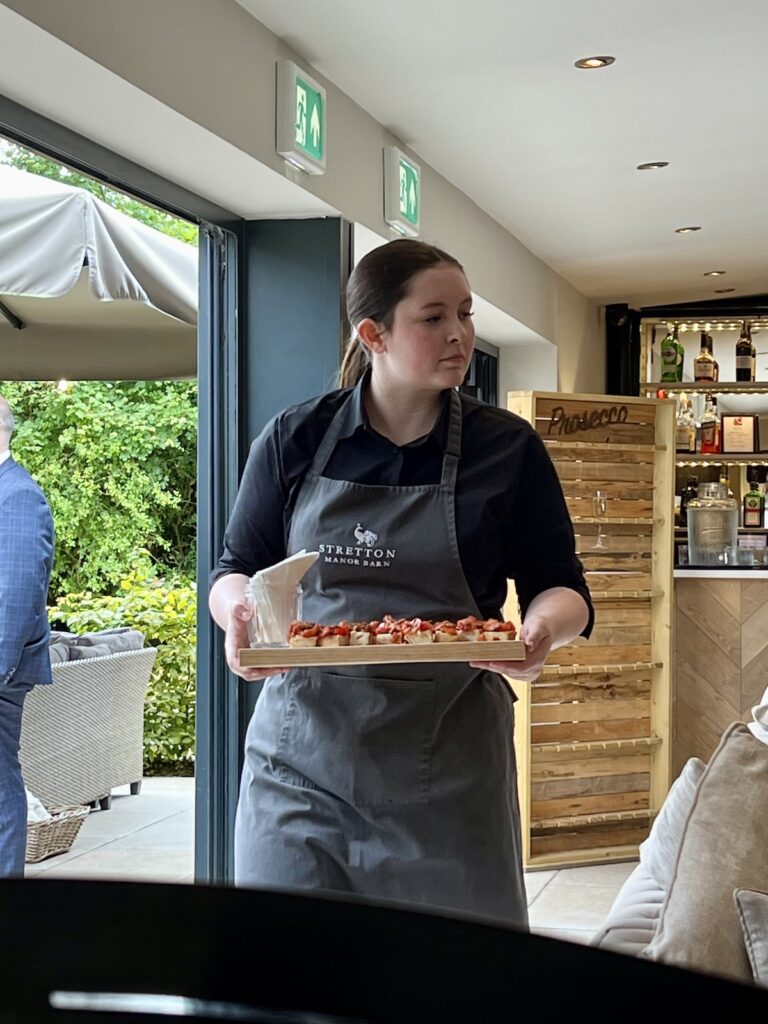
[224, 598, 288, 682]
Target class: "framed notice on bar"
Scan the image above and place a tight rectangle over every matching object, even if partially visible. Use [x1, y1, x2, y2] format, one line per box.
[721, 414, 757, 454]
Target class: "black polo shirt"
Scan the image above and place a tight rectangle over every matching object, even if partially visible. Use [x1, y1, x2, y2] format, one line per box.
[211, 377, 593, 635]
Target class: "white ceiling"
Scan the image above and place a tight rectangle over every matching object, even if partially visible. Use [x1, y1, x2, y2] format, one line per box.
[354, 224, 548, 348]
[237, 0, 768, 309]
[0, 5, 336, 222]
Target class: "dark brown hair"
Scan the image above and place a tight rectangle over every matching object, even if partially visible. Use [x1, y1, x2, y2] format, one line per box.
[339, 238, 464, 388]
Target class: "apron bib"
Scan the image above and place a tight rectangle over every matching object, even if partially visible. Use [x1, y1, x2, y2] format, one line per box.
[235, 389, 527, 926]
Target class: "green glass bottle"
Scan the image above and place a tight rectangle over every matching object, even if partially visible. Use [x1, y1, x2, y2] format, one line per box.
[743, 474, 765, 528]
[660, 324, 684, 383]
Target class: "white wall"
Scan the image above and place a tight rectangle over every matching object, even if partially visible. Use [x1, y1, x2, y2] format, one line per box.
[1, 0, 604, 394]
[499, 343, 559, 401]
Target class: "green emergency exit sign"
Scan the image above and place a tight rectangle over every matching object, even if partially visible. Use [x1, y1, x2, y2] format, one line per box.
[384, 146, 421, 237]
[295, 76, 323, 162]
[276, 61, 327, 175]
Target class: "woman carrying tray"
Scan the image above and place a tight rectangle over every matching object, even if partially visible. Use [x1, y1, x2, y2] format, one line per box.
[209, 239, 592, 926]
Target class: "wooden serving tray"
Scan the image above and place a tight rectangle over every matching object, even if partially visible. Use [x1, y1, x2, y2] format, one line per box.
[239, 639, 525, 668]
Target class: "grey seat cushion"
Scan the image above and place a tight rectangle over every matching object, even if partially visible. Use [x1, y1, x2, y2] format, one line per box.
[67, 642, 116, 660]
[50, 628, 147, 663]
[735, 889, 768, 987]
[47, 642, 71, 665]
[75, 629, 145, 654]
[591, 862, 665, 957]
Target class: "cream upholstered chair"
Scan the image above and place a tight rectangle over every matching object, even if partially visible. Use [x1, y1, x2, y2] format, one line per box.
[19, 647, 157, 809]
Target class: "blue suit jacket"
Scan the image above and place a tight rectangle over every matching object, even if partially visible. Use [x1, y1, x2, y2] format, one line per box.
[0, 457, 54, 686]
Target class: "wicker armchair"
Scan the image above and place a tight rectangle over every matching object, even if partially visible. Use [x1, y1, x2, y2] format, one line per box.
[19, 647, 157, 810]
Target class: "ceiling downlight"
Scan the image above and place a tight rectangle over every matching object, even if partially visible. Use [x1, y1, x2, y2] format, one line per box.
[636, 161, 669, 171]
[574, 55, 615, 69]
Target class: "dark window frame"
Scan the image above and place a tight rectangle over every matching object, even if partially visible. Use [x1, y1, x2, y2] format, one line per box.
[0, 94, 242, 884]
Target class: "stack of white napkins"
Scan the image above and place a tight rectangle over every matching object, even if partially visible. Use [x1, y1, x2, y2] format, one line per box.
[248, 550, 319, 644]
[249, 549, 319, 589]
[26, 787, 51, 823]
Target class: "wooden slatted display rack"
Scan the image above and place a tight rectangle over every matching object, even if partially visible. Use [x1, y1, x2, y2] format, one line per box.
[506, 392, 675, 870]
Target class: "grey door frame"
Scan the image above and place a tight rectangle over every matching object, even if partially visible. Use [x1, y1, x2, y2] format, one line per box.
[0, 95, 241, 883]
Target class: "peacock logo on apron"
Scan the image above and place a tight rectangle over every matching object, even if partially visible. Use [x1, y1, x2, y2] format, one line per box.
[317, 523, 397, 569]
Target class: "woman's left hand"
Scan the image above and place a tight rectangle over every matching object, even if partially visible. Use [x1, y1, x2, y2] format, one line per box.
[470, 613, 553, 682]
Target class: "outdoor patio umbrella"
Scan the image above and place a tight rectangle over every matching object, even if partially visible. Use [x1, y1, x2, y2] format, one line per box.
[0, 164, 197, 380]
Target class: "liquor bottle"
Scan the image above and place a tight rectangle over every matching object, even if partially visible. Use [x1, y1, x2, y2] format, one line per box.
[661, 324, 684, 383]
[675, 396, 697, 453]
[694, 332, 717, 383]
[719, 469, 734, 498]
[680, 476, 699, 527]
[712, 335, 720, 382]
[736, 321, 756, 382]
[743, 474, 765, 528]
[700, 396, 721, 454]
[706, 331, 719, 381]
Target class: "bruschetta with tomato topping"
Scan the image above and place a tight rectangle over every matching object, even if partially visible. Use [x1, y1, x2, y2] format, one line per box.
[481, 619, 517, 641]
[288, 622, 321, 648]
[402, 618, 435, 644]
[317, 623, 351, 647]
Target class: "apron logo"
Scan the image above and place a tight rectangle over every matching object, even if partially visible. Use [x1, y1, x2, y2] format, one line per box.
[354, 523, 378, 547]
[318, 523, 397, 569]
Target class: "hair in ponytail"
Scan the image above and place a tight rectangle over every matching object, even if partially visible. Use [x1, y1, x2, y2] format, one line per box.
[339, 334, 370, 389]
[338, 238, 463, 389]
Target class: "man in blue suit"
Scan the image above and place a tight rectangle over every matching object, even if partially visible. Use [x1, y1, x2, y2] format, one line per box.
[0, 395, 54, 877]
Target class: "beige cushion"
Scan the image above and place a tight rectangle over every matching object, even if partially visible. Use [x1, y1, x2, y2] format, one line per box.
[735, 889, 768, 987]
[639, 756, 705, 891]
[645, 723, 768, 983]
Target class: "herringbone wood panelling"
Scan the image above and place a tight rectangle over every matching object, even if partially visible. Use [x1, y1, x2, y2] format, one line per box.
[674, 579, 768, 777]
[675, 579, 741, 664]
[740, 581, 768, 623]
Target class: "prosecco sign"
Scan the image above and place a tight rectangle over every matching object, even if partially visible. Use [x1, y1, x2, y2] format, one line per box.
[547, 403, 629, 436]
[534, 398, 655, 445]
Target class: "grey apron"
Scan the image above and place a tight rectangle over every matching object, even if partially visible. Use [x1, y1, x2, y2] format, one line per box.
[235, 389, 528, 926]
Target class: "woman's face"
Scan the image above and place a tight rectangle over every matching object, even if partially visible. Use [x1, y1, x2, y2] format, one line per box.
[370, 263, 475, 391]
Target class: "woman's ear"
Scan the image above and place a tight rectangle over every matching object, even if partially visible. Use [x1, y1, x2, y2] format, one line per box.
[356, 318, 387, 355]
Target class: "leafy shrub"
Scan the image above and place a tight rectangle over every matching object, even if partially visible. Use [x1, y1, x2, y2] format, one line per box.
[0, 380, 197, 599]
[53, 557, 196, 771]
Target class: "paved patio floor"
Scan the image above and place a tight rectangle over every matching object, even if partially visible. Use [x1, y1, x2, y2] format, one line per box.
[25, 776, 195, 883]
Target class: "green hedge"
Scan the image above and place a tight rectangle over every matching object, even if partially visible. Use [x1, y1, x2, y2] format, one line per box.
[52, 558, 196, 772]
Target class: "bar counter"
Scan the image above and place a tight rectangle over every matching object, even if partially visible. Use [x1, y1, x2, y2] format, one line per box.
[673, 568, 768, 775]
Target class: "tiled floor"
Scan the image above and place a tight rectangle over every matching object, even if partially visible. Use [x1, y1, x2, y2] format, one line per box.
[25, 777, 635, 942]
[525, 860, 638, 945]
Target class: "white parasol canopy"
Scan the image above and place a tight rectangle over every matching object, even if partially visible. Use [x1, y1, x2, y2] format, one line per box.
[0, 165, 197, 380]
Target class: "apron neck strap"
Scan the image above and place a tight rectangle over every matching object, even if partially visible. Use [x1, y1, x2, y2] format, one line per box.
[440, 389, 462, 487]
[311, 387, 463, 486]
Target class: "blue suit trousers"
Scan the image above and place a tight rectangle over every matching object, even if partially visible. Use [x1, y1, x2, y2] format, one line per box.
[0, 680, 33, 877]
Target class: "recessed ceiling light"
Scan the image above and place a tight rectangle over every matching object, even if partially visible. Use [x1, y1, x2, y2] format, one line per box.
[704, 270, 726, 277]
[574, 55, 615, 69]
[637, 161, 669, 170]
[714, 288, 735, 293]
[675, 226, 701, 233]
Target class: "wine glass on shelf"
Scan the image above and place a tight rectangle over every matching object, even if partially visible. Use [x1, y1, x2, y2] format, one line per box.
[592, 490, 608, 549]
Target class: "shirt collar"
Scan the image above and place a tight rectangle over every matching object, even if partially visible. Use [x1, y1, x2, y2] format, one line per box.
[0, 450, 11, 467]
[337, 370, 452, 450]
